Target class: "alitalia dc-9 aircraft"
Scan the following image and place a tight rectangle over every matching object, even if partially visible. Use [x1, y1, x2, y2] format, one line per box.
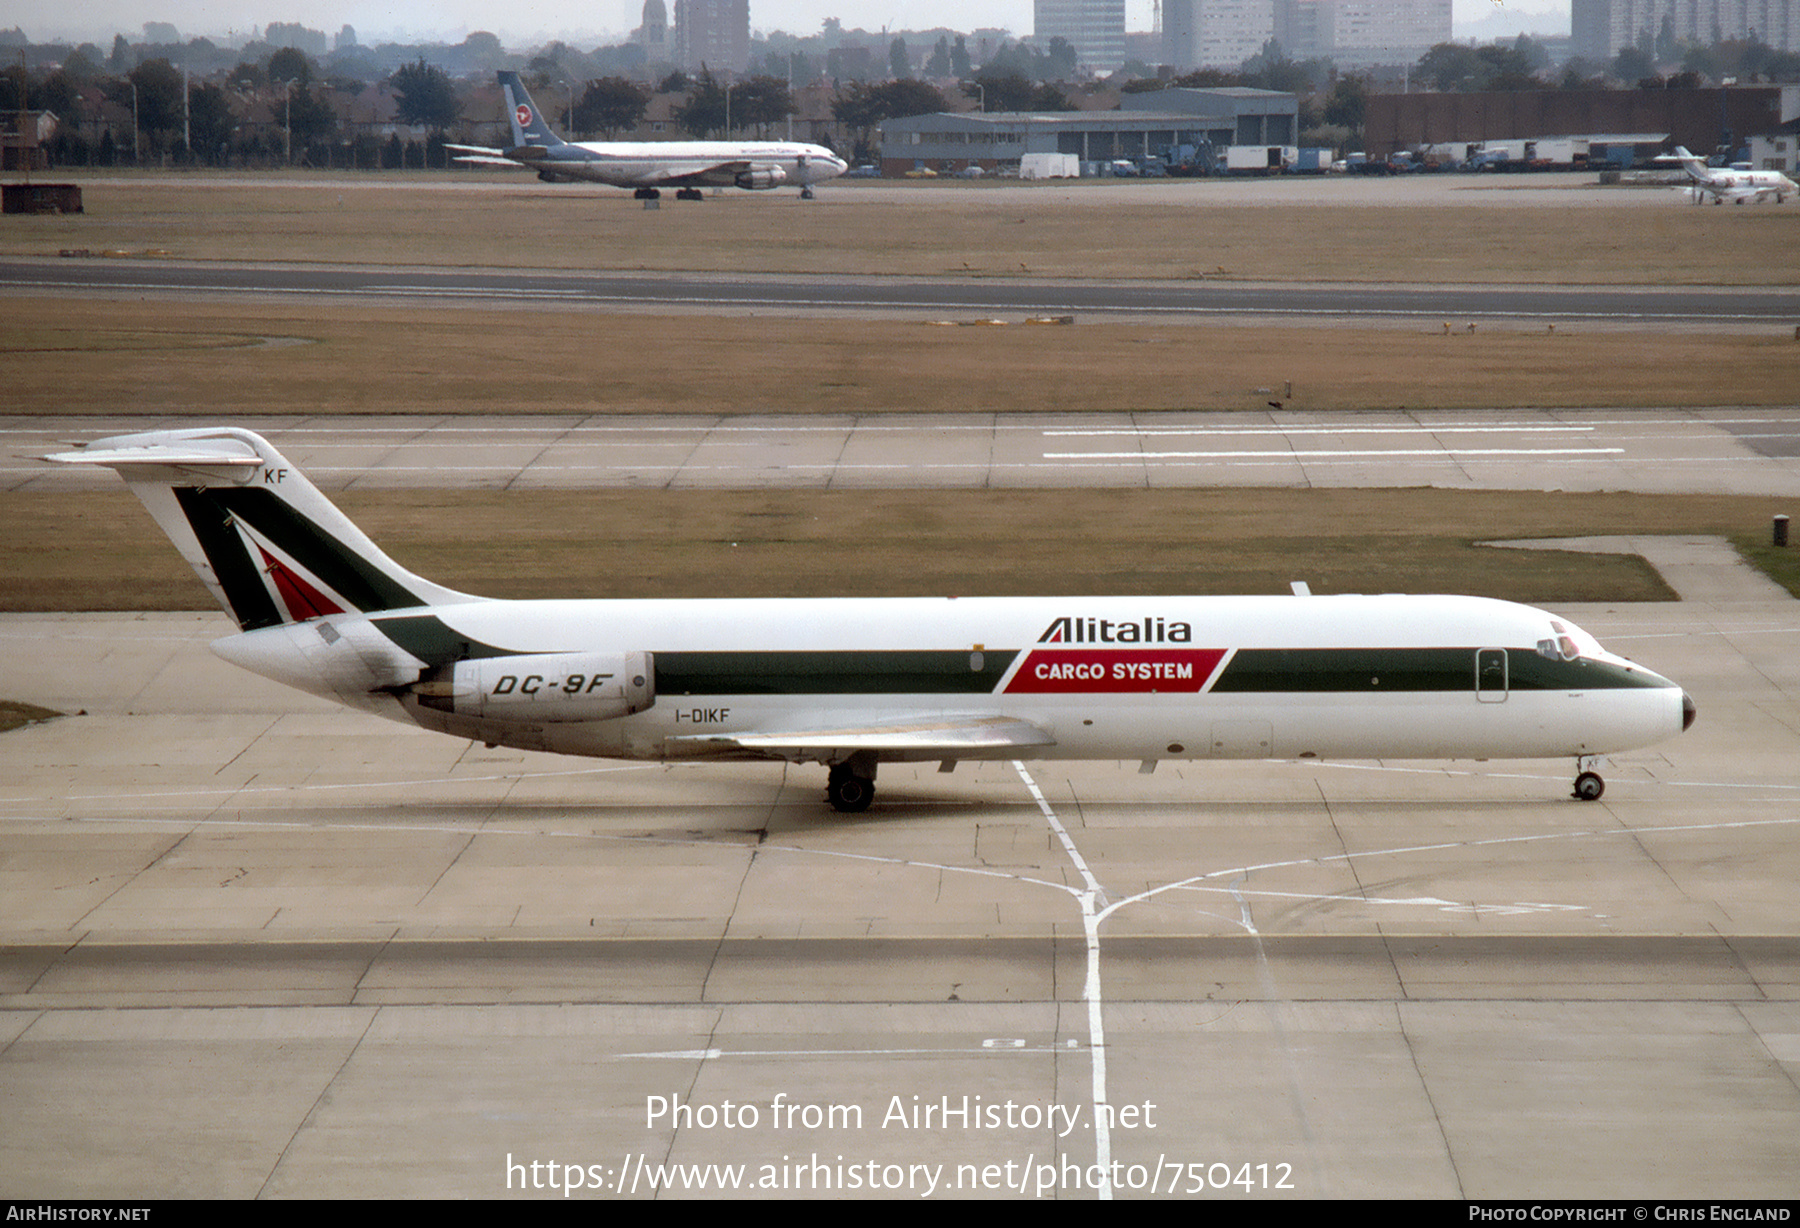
[447, 71, 847, 200]
[47, 429, 1694, 812]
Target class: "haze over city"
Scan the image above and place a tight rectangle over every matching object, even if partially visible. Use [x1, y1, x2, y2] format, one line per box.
[8, 0, 1571, 54]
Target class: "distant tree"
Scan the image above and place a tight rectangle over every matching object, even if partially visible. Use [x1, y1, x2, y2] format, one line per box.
[389, 59, 459, 129]
[575, 76, 650, 137]
[460, 31, 505, 68]
[1029, 83, 1076, 111]
[127, 59, 185, 151]
[1415, 43, 1483, 91]
[732, 76, 794, 135]
[889, 37, 910, 80]
[951, 37, 972, 78]
[110, 34, 133, 72]
[227, 61, 265, 90]
[925, 36, 951, 77]
[833, 78, 946, 149]
[63, 46, 102, 81]
[1044, 37, 1078, 79]
[869, 78, 947, 119]
[1322, 75, 1367, 132]
[267, 46, 312, 87]
[967, 71, 1035, 111]
[675, 69, 726, 137]
[282, 85, 337, 155]
[1610, 45, 1656, 83]
[184, 81, 233, 160]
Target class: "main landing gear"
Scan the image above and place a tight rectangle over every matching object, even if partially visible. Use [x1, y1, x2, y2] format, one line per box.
[825, 755, 877, 813]
[633, 187, 660, 200]
[1572, 757, 1605, 801]
[800, 185, 816, 200]
[676, 188, 704, 201]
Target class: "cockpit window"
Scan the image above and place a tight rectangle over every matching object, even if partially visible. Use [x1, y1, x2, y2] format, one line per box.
[1537, 627, 1581, 661]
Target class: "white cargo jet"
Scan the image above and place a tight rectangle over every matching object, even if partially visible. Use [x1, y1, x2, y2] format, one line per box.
[46, 429, 1694, 811]
[447, 71, 846, 200]
[1663, 145, 1796, 204]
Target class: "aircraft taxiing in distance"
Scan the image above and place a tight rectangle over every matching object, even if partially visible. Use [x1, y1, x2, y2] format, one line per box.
[1662, 145, 1798, 204]
[48, 429, 1694, 813]
[448, 71, 848, 200]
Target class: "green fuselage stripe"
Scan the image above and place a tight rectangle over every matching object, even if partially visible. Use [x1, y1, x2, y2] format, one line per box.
[1209, 648, 1670, 693]
[656, 651, 1018, 696]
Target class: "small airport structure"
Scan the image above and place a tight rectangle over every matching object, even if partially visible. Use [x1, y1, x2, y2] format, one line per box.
[877, 86, 1298, 177]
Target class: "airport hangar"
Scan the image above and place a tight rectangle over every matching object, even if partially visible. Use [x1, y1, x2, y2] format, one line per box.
[876, 86, 1298, 176]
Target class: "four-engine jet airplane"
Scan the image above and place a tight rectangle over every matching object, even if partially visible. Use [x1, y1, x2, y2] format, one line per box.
[47, 429, 1694, 812]
[448, 71, 847, 200]
[1662, 145, 1797, 204]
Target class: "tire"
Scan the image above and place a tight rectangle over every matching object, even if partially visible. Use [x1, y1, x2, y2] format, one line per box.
[827, 774, 873, 813]
[1573, 771, 1604, 802]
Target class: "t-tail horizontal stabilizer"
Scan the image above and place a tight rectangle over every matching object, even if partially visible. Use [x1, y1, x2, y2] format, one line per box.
[43, 428, 477, 631]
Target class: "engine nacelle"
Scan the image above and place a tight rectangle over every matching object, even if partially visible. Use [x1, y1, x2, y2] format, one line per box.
[735, 167, 787, 190]
[415, 652, 654, 722]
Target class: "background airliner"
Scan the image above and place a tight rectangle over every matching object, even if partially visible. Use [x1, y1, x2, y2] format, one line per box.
[47, 429, 1693, 812]
[449, 71, 847, 200]
[1664, 145, 1797, 204]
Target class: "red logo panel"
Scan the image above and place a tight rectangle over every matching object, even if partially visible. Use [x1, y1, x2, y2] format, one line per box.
[516, 104, 533, 127]
[1005, 649, 1226, 694]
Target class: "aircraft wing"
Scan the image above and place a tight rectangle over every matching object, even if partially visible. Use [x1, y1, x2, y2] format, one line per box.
[668, 714, 1055, 759]
[639, 160, 765, 186]
[446, 143, 527, 170]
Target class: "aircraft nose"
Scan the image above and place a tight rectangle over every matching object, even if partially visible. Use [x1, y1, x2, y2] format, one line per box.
[1682, 690, 1697, 732]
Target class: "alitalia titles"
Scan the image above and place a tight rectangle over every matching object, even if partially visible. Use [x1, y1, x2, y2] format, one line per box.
[1040, 616, 1191, 644]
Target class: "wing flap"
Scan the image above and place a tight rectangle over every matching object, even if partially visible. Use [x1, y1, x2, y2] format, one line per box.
[670, 714, 1055, 758]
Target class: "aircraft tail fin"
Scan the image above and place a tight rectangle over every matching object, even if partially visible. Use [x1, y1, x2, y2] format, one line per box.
[44, 428, 477, 632]
[497, 71, 566, 148]
[1669, 146, 1710, 179]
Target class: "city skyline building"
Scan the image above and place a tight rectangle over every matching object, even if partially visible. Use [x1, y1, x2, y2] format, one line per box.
[1034, 0, 1128, 72]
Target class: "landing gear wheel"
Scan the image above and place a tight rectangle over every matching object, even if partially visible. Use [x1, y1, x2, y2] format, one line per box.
[826, 770, 874, 813]
[1573, 771, 1605, 802]
[676, 187, 704, 201]
[801, 185, 815, 200]
[634, 187, 661, 200]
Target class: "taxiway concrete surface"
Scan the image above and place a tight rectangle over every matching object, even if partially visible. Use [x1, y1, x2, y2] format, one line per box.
[7, 409, 1800, 496]
[1, 586, 1796, 1198]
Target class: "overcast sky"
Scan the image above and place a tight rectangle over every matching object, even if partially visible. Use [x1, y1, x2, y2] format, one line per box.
[12, 0, 1569, 53]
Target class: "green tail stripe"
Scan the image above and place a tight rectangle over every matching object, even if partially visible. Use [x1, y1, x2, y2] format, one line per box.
[175, 487, 283, 631]
[203, 487, 423, 615]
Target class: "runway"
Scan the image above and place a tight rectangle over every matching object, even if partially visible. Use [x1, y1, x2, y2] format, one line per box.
[7, 409, 1799, 496]
[6, 257, 1796, 327]
[1, 597, 1796, 1198]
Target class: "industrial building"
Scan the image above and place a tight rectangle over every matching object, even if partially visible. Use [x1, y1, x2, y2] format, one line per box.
[878, 87, 1297, 175]
[1365, 86, 1800, 160]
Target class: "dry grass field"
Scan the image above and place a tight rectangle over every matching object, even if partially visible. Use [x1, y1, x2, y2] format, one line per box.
[4, 174, 1794, 611]
[2, 173, 1796, 284]
[12, 486, 1797, 612]
[10, 297, 1799, 415]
